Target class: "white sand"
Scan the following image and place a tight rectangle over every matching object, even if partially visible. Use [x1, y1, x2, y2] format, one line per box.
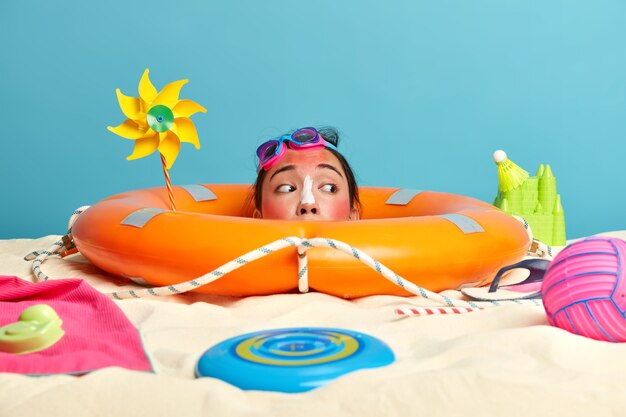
[1, 232, 625, 417]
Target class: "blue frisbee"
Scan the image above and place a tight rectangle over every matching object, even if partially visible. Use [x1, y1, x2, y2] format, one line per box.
[195, 327, 394, 393]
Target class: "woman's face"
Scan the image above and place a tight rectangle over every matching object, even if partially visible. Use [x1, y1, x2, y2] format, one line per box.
[255, 149, 359, 221]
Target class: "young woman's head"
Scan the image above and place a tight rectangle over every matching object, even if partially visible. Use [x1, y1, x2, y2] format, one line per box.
[252, 127, 360, 221]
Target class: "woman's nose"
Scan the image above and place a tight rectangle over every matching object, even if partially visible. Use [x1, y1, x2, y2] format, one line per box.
[297, 176, 319, 216]
[297, 201, 320, 216]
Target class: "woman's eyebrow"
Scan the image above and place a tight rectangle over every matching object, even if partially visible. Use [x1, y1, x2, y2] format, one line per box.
[317, 163, 344, 178]
[270, 165, 295, 181]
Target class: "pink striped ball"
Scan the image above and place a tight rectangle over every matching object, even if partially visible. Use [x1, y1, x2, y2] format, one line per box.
[542, 237, 626, 342]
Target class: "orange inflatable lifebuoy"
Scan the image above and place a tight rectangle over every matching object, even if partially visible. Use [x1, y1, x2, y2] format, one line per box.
[71, 184, 530, 298]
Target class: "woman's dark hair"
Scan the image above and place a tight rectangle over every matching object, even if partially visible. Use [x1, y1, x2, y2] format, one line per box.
[251, 126, 361, 216]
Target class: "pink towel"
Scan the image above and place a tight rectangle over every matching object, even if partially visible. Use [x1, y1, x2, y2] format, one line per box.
[0, 276, 152, 375]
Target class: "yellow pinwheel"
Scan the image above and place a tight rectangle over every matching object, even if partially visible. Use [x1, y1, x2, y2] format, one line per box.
[107, 69, 206, 169]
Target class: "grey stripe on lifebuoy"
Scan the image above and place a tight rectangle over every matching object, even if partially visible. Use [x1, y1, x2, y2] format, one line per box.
[438, 214, 484, 234]
[180, 184, 217, 202]
[385, 189, 424, 206]
[121, 208, 167, 228]
[123, 275, 151, 286]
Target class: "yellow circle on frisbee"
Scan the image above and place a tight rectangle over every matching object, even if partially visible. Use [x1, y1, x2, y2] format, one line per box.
[235, 330, 359, 366]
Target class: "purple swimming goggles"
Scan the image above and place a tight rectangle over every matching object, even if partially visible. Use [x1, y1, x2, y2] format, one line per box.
[256, 127, 338, 172]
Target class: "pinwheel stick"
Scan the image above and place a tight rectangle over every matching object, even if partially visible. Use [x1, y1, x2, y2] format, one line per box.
[160, 154, 177, 211]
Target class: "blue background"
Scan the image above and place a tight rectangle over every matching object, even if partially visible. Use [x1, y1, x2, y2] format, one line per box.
[1, 0, 624, 239]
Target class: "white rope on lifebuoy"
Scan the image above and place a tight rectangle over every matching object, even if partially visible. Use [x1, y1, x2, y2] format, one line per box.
[512, 215, 554, 260]
[26, 207, 545, 313]
[24, 206, 91, 281]
[99, 235, 542, 311]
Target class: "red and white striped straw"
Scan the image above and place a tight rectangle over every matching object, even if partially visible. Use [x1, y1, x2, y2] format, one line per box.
[160, 154, 177, 211]
[395, 307, 482, 316]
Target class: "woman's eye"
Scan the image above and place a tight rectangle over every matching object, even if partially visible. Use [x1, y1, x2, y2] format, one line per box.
[276, 184, 296, 193]
[320, 184, 337, 193]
